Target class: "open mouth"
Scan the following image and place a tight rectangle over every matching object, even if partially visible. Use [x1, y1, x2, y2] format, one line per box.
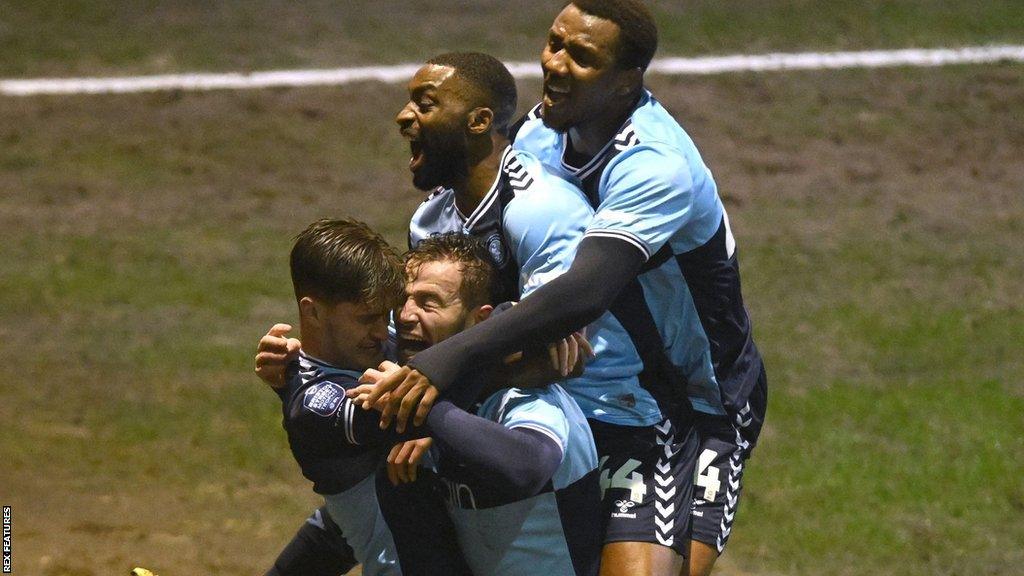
[409, 140, 425, 172]
[397, 335, 429, 359]
[543, 83, 570, 106]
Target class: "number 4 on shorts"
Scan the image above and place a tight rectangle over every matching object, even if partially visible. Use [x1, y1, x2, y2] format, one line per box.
[695, 449, 722, 502]
[600, 457, 647, 503]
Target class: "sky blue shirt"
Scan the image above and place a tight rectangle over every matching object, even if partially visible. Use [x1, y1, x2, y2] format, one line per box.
[439, 384, 601, 576]
[513, 92, 765, 416]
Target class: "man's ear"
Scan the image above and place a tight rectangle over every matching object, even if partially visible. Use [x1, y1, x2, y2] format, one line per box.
[467, 107, 494, 135]
[474, 304, 494, 323]
[299, 296, 320, 327]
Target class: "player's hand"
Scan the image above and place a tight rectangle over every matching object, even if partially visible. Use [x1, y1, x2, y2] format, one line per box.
[567, 329, 594, 378]
[365, 366, 438, 433]
[386, 438, 433, 485]
[254, 323, 301, 389]
[547, 328, 594, 377]
[347, 362, 398, 411]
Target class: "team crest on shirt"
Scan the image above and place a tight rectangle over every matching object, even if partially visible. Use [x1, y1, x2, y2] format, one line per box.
[303, 383, 344, 416]
[485, 233, 507, 267]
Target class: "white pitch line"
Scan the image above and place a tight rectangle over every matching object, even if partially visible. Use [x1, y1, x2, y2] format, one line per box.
[2, 45, 1023, 96]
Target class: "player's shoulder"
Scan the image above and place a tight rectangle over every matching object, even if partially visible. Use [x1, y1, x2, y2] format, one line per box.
[510, 103, 563, 163]
[412, 186, 453, 212]
[503, 147, 586, 205]
[295, 353, 360, 393]
[619, 91, 707, 165]
[475, 386, 552, 420]
[602, 108, 700, 192]
[410, 186, 452, 223]
[409, 186, 455, 244]
[507, 102, 544, 143]
[492, 385, 585, 427]
[283, 359, 360, 432]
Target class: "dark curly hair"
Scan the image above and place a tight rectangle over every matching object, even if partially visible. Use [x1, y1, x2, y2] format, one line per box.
[426, 51, 518, 133]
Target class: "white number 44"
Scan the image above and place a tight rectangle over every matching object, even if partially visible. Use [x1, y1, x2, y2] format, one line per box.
[695, 449, 722, 501]
[600, 457, 647, 503]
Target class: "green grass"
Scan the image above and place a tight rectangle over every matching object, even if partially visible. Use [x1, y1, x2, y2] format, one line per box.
[1, 16, 1022, 574]
[2, 1, 1023, 76]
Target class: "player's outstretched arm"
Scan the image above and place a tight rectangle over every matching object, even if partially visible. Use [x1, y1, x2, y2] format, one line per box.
[255, 323, 301, 389]
[367, 236, 644, 431]
[426, 400, 562, 499]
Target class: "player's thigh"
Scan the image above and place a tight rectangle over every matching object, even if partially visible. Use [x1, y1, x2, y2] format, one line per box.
[600, 540, 686, 576]
[591, 418, 699, 562]
[687, 539, 719, 576]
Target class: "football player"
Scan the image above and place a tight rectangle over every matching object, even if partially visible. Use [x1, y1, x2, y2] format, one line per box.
[376, 233, 604, 576]
[367, 3, 769, 575]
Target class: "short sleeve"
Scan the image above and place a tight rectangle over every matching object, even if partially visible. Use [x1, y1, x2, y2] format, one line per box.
[502, 164, 593, 298]
[584, 145, 695, 260]
[496, 390, 570, 458]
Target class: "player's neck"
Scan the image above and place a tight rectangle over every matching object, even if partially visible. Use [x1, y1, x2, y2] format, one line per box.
[452, 133, 508, 216]
[297, 318, 325, 363]
[567, 90, 641, 159]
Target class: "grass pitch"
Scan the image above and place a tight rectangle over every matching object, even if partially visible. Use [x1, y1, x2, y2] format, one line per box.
[1, 2, 1023, 575]
[3, 1, 1024, 76]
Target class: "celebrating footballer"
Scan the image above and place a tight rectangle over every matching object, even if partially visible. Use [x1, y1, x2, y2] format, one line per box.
[255, 1, 768, 575]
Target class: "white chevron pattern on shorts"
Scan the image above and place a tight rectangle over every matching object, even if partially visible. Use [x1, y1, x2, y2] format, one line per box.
[716, 402, 752, 553]
[653, 418, 677, 548]
[655, 501, 675, 517]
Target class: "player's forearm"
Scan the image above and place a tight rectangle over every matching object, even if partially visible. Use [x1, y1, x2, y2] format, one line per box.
[409, 236, 644, 389]
[426, 401, 562, 499]
[289, 396, 427, 446]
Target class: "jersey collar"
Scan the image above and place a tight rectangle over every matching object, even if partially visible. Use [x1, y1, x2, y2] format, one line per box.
[298, 350, 364, 381]
[559, 90, 651, 179]
[462, 145, 513, 231]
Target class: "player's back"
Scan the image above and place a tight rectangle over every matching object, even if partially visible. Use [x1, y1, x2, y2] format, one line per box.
[437, 384, 602, 576]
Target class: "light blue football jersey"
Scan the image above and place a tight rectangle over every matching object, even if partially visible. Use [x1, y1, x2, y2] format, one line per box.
[323, 475, 401, 576]
[407, 147, 521, 303]
[408, 147, 662, 426]
[513, 91, 765, 416]
[438, 384, 602, 576]
[501, 151, 662, 426]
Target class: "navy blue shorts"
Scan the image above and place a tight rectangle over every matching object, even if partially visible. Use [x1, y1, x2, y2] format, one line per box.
[590, 417, 700, 557]
[689, 369, 768, 553]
